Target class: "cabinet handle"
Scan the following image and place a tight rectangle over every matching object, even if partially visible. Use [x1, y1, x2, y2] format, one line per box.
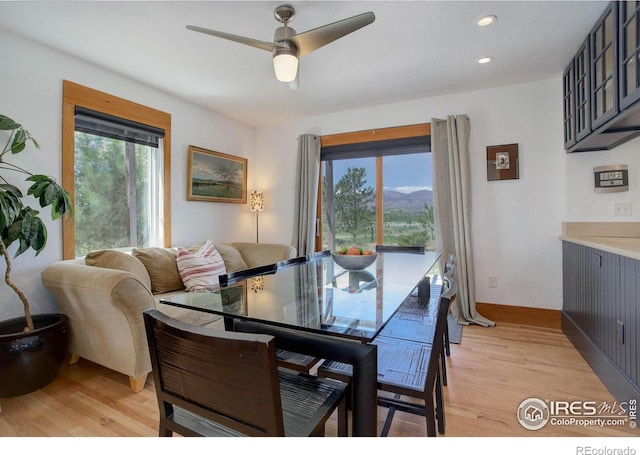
[592, 254, 602, 267]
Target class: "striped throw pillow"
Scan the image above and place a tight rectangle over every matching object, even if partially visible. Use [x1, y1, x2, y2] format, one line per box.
[176, 240, 227, 291]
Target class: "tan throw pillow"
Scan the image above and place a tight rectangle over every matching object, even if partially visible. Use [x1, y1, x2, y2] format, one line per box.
[187, 241, 206, 252]
[132, 247, 185, 294]
[85, 250, 152, 292]
[176, 240, 227, 291]
[214, 243, 249, 272]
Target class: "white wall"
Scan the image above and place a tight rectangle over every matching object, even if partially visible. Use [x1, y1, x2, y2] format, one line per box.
[566, 136, 640, 221]
[0, 30, 257, 319]
[254, 78, 568, 310]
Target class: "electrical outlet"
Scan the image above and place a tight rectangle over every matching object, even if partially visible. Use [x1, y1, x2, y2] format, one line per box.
[488, 275, 497, 288]
[614, 202, 632, 216]
[617, 320, 625, 345]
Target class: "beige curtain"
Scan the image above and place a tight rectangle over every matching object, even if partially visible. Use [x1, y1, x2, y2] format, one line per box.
[292, 134, 321, 256]
[432, 115, 494, 327]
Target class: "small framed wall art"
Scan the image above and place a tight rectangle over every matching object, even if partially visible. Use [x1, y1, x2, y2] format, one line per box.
[187, 145, 247, 203]
[486, 143, 519, 181]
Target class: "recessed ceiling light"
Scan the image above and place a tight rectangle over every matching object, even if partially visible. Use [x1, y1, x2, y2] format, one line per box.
[478, 56, 494, 64]
[477, 15, 497, 27]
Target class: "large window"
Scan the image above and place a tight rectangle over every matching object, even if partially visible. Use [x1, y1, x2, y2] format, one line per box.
[73, 108, 164, 256]
[319, 124, 433, 253]
[62, 81, 172, 259]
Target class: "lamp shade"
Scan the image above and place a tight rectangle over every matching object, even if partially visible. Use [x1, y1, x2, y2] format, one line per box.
[273, 53, 298, 82]
[250, 190, 264, 212]
[250, 276, 265, 293]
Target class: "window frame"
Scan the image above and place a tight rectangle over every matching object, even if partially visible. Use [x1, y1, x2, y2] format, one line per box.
[62, 80, 172, 259]
[317, 123, 431, 252]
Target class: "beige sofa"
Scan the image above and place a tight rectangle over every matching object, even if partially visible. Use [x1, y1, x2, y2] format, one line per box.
[41, 242, 296, 392]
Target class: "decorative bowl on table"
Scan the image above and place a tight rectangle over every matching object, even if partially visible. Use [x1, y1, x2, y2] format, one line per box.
[332, 251, 377, 271]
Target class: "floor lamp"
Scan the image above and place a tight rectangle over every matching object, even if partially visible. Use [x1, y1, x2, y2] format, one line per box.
[250, 190, 264, 243]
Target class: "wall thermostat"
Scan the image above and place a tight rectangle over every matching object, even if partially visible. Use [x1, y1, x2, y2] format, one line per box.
[594, 165, 628, 193]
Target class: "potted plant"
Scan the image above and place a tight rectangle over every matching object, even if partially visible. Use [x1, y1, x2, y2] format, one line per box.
[0, 114, 72, 397]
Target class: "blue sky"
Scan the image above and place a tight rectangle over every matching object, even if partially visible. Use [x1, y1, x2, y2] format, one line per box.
[327, 153, 432, 193]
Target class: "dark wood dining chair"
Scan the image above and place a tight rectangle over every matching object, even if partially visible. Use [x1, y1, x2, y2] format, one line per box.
[441, 269, 458, 359]
[275, 348, 323, 373]
[143, 309, 348, 437]
[317, 292, 451, 436]
[379, 271, 454, 386]
[433, 256, 458, 388]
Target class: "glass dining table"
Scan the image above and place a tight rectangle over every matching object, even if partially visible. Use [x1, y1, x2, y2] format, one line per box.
[160, 249, 441, 436]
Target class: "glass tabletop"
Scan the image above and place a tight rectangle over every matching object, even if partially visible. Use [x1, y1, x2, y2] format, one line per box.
[160, 251, 441, 342]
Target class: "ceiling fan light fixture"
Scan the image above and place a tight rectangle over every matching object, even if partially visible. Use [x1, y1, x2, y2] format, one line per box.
[273, 51, 298, 82]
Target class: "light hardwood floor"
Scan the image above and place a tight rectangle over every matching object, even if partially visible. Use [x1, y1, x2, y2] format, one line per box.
[0, 321, 637, 438]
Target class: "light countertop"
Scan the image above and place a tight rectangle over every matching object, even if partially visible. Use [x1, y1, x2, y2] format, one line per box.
[560, 222, 640, 260]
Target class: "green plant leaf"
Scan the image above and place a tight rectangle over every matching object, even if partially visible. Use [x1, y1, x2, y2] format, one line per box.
[27, 175, 54, 202]
[0, 183, 24, 231]
[0, 115, 20, 131]
[15, 208, 46, 257]
[10, 129, 27, 154]
[26, 175, 72, 218]
[30, 136, 40, 150]
[51, 189, 72, 219]
[6, 217, 23, 246]
[43, 182, 59, 206]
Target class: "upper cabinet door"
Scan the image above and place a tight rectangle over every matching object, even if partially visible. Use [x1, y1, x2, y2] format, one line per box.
[575, 38, 592, 142]
[563, 60, 577, 148]
[591, 1, 619, 129]
[619, 1, 640, 109]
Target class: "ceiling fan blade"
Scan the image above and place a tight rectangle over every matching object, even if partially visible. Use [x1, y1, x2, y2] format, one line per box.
[287, 11, 375, 57]
[186, 25, 273, 52]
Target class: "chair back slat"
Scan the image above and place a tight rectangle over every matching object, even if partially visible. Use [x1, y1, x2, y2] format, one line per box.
[426, 294, 451, 389]
[144, 309, 285, 436]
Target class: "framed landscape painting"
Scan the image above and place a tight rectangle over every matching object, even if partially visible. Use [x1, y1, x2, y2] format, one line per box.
[187, 145, 247, 203]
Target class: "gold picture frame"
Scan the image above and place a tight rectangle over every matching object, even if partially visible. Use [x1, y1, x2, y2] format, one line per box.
[487, 143, 519, 181]
[187, 145, 247, 203]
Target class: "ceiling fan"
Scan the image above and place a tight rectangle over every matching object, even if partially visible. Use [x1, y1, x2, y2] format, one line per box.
[186, 4, 375, 89]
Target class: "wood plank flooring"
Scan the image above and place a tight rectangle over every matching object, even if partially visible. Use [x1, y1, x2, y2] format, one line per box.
[0, 321, 637, 439]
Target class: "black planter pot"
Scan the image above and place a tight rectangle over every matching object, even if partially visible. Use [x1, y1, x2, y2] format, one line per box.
[0, 313, 70, 398]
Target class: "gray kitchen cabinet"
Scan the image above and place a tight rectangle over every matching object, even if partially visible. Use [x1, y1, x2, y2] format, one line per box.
[562, 240, 639, 401]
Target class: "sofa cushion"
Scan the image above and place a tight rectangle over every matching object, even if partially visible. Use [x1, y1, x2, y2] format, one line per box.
[132, 247, 185, 294]
[176, 240, 227, 291]
[85, 249, 152, 292]
[232, 242, 296, 267]
[214, 243, 249, 272]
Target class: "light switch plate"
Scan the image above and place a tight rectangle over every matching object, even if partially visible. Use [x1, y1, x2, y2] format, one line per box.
[614, 202, 632, 216]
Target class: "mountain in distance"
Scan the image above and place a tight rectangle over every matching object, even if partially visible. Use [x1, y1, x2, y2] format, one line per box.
[382, 188, 433, 211]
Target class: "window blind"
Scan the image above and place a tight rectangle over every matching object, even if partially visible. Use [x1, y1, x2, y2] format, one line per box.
[321, 135, 430, 161]
[74, 106, 165, 148]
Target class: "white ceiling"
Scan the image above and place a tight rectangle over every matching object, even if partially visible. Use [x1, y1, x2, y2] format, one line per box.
[0, 0, 608, 126]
